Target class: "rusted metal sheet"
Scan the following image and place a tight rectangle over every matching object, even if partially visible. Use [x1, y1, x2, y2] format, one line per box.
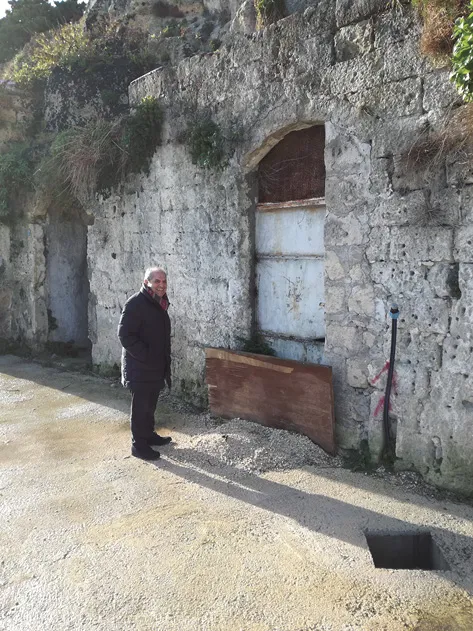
[256, 206, 325, 256]
[256, 258, 325, 337]
[258, 126, 326, 203]
[205, 348, 336, 455]
[256, 203, 326, 352]
[256, 197, 325, 212]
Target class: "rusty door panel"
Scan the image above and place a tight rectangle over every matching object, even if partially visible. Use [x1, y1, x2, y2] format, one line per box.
[256, 207, 325, 256]
[256, 258, 325, 338]
[256, 202, 326, 350]
[205, 348, 336, 454]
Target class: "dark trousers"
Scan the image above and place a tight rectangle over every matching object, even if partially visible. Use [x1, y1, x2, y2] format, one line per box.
[129, 383, 162, 449]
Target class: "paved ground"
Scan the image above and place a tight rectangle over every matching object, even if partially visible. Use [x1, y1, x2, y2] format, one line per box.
[1, 354, 473, 631]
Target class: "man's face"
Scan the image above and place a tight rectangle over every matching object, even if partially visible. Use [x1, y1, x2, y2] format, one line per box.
[146, 271, 167, 298]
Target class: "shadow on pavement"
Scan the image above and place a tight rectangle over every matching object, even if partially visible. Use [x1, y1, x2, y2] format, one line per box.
[156, 449, 473, 597]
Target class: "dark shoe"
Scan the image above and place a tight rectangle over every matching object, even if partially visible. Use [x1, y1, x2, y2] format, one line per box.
[131, 445, 160, 461]
[148, 433, 172, 446]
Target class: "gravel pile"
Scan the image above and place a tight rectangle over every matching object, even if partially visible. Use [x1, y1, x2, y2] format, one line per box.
[161, 393, 343, 474]
[160, 394, 473, 504]
[185, 418, 342, 473]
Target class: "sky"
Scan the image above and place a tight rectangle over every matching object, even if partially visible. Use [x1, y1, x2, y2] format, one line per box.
[0, 0, 9, 18]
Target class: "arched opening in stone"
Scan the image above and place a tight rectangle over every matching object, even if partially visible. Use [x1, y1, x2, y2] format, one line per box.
[255, 125, 326, 363]
[45, 207, 91, 360]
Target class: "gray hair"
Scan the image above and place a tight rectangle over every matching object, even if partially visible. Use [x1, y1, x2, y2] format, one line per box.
[144, 266, 167, 280]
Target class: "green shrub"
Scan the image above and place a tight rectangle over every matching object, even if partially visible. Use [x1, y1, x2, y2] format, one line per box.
[187, 116, 226, 169]
[451, 3, 473, 100]
[36, 96, 163, 205]
[36, 119, 123, 206]
[343, 439, 375, 472]
[121, 95, 163, 176]
[237, 333, 276, 356]
[100, 89, 120, 108]
[0, 0, 85, 63]
[4, 19, 160, 88]
[198, 19, 214, 40]
[161, 21, 181, 38]
[7, 21, 90, 87]
[0, 142, 35, 220]
[413, 0, 469, 60]
[254, 0, 285, 30]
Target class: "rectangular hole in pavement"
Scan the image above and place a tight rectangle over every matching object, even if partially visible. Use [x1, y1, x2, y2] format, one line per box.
[365, 532, 450, 570]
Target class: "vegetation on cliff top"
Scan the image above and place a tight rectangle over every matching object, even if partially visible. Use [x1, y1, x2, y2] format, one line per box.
[413, 0, 469, 60]
[36, 96, 163, 208]
[254, 0, 285, 30]
[4, 18, 161, 89]
[410, 0, 473, 103]
[0, 0, 85, 63]
[0, 141, 37, 221]
[451, 3, 473, 100]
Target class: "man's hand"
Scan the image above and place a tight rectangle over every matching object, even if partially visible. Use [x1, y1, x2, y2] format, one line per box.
[165, 373, 172, 391]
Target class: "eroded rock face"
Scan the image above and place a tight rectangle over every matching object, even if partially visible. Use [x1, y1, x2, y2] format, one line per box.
[86, 1, 473, 496]
[4, 0, 473, 495]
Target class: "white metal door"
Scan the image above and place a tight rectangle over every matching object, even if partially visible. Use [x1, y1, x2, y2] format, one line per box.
[256, 199, 325, 362]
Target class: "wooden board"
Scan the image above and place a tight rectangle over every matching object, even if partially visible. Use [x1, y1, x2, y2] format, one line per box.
[205, 348, 336, 455]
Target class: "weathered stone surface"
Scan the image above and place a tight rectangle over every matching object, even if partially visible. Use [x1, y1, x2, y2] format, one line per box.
[229, 0, 256, 35]
[454, 225, 473, 262]
[459, 185, 473, 218]
[348, 284, 375, 317]
[383, 36, 426, 82]
[325, 251, 345, 281]
[335, 0, 388, 27]
[7, 222, 48, 347]
[391, 149, 448, 194]
[371, 113, 429, 157]
[367, 226, 453, 263]
[390, 226, 454, 262]
[326, 324, 364, 354]
[348, 77, 423, 119]
[325, 125, 372, 176]
[326, 175, 372, 217]
[322, 53, 384, 96]
[325, 212, 365, 246]
[423, 70, 463, 111]
[429, 187, 463, 227]
[325, 284, 346, 314]
[374, 7, 419, 50]
[394, 329, 443, 370]
[347, 357, 369, 388]
[334, 20, 373, 62]
[0, 87, 33, 150]
[368, 190, 426, 227]
[371, 261, 454, 299]
[417, 371, 473, 494]
[447, 156, 473, 188]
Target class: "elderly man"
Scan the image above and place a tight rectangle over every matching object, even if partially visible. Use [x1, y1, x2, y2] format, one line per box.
[118, 267, 172, 461]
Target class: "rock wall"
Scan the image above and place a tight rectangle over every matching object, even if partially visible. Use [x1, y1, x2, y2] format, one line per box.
[1, 218, 49, 348]
[87, 1, 473, 495]
[88, 146, 253, 399]
[2, 0, 472, 495]
[0, 210, 92, 353]
[0, 84, 33, 150]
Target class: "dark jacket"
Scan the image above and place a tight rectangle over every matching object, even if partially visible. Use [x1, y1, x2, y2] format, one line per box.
[118, 287, 171, 387]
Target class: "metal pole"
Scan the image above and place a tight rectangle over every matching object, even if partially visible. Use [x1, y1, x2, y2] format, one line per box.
[383, 303, 399, 459]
